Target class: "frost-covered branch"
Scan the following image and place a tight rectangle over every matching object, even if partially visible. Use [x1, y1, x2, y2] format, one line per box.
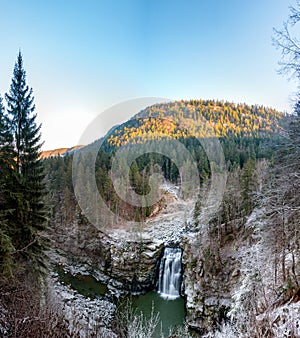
[273, 2, 300, 78]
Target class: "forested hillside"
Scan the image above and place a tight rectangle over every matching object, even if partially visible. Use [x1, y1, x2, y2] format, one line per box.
[43, 100, 285, 225]
[108, 100, 284, 146]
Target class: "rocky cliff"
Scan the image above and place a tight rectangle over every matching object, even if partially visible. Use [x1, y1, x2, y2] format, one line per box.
[182, 129, 300, 336]
[47, 184, 188, 295]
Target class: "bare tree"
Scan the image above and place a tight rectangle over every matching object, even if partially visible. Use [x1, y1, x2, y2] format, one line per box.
[273, 1, 300, 79]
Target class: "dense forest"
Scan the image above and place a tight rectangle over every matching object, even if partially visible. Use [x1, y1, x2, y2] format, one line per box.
[108, 100, 284, 146]
[43, 99, 284, 225]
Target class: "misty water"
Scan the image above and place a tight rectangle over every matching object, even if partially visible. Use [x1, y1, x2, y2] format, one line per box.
[158, 247, 182, 300]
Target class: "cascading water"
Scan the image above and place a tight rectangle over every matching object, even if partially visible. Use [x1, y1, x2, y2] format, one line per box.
[158, 247, 182, 300]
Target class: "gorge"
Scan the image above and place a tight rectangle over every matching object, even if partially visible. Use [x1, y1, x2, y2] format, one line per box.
[1, 100, 299, 337]
[40, 101, 299, 337]
[53, 245, 186, 336]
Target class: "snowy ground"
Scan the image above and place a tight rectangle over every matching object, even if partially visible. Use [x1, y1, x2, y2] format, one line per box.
[47, 273, 117, 338]
[109, 182, 195, 245]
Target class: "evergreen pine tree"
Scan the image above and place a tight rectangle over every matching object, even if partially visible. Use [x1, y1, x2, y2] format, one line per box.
[5, 52, 47, 263]
[0, 94, 14, 196]
[0, 95, 15, 275]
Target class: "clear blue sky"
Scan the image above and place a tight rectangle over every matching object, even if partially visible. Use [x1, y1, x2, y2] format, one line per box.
[0, 0, 297, 149]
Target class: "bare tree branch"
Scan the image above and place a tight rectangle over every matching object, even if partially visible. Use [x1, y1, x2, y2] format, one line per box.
[12, 238, 37, 254]
[273, 4, 300, 78]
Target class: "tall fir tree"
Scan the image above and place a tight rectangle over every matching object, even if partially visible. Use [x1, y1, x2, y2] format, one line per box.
[5, 52, 47, 263]
[0, 94, 14, 195]
[0, 95, 15, 275]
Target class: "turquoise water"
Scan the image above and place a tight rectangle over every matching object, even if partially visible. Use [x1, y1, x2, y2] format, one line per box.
[56, 266, 108, 298]
[56, 267, 185, 336]
[130, 291, 185, 337]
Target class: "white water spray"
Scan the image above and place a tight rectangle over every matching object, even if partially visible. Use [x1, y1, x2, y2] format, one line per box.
[158, 247, 182, 300]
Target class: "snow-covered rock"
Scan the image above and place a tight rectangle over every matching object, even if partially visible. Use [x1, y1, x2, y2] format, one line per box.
[47, 273, 117, 338]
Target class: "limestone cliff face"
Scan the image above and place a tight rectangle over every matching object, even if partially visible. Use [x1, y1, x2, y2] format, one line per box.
[182, 218, 246, 333]
[181, 164, 265, 333]
[108, 238, 164, 292]
[48, 184, 189, 295]
[48, 220, 164, 293]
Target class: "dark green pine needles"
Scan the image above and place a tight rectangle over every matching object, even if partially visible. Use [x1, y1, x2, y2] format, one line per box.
[0, 52, 47, 275]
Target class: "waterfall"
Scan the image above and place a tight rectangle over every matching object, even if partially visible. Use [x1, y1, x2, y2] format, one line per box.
[158, 247, 182, 300]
